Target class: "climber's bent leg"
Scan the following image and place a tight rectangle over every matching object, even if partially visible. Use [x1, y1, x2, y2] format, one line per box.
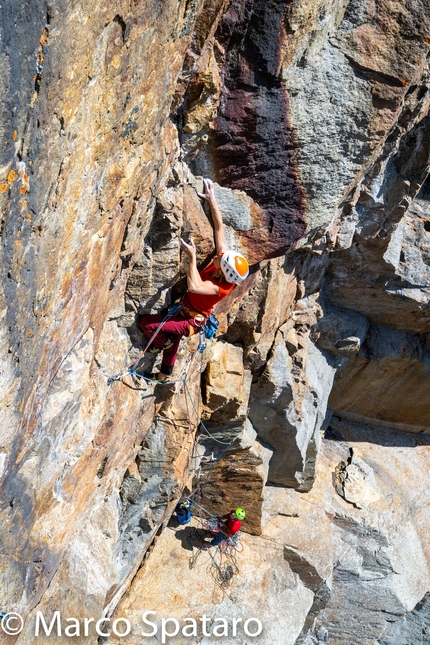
[152, 314, 197, 376]
[159, 334, 182, 375]
[140, 312, 202, 376]
[158, 316, 200, 374]
[140, 313, 172, 348]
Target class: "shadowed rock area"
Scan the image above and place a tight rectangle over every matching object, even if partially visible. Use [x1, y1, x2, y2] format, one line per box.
[1, 0, 430, 643]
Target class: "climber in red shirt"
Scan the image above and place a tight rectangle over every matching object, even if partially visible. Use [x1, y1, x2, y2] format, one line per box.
[202, 508, 246, 548]
[140, 178, 249, 381]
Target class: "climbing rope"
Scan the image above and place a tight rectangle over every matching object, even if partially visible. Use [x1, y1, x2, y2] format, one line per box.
[183, 380, 234, 445]
[115, 348, 236, 447]
[107, 305, 183, 385]
[186, 520, 240, 602]
[208, 549, 239, 603]
[172, 358, 242, 601]
[108, 303, 243, 599]
[179, 496, 242, 600]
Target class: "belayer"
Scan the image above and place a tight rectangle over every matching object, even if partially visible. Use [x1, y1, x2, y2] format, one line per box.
[202, 508, 246, 548]
[140, 178, 249, 381]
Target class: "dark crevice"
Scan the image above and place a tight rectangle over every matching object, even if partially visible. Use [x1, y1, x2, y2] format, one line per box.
[417, 85, 428, 101]
[97, 456, 109, 479]
[113, 14, 127, 42]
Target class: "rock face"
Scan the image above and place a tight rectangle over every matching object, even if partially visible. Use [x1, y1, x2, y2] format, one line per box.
[328, 322, 430, 431]
[106, 522, 314, 645]
[249, 328, 336, 490]
[1, 0, 430, 643]
[107, 419, 430, 645]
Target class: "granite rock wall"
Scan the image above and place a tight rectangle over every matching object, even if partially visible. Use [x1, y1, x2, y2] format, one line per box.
[1, 0, 430, 643]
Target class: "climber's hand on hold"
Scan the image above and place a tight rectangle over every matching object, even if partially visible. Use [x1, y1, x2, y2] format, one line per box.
[181, 236, 219, 295]
[197, 178, 226, 254]
[198, 177, 216, 204]
[180, 237, 197, 258]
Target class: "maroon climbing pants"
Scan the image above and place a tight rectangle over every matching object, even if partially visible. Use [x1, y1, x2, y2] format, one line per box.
[139, 312, 202, 374]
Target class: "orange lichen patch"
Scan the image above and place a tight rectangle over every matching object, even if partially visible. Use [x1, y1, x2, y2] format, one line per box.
[27, 330, 33, 336]
[27, 214, 31, 221]
[21, 200, 27, 212]
[40, 28, 48, 46]
[12, 130, 17, 141]
[38, 50, 44, 66]
[20, 185, 28, 195]
[7, 170, 15, 183]
[19, 402, 23, 412]
[0, 184, 7, 192]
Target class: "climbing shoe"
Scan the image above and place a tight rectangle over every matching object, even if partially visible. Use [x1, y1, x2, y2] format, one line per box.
[146, 373, 171, 383]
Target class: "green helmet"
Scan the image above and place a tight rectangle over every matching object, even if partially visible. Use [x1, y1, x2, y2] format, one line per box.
[235, 508, 246, 520]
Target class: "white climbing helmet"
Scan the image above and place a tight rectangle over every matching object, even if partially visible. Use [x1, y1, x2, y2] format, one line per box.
[221, 250, 249, 284]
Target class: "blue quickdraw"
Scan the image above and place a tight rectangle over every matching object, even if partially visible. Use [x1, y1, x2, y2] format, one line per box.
[197, 312, 219, 353]
[204, 313, 219, 339]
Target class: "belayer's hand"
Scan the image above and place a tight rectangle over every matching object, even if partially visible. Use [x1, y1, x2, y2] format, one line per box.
[198, 177, 216, 203]
[180, 237, 197, 258]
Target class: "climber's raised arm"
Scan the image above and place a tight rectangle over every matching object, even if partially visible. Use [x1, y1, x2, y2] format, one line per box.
[139, 177, 249, 382]
[180, 237, 219, 295]
[199, 178, 227, 255]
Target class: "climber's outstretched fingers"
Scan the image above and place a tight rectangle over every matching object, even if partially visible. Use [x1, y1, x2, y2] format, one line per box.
[180, 237, 197, 257]
[198, 177, 215, 201]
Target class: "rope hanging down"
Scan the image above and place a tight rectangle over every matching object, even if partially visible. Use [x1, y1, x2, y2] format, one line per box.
[108, 303, 243, 597]
[176, 382, 242, 600]
[110, 351, 234, 447]
[184, 498, 242, 602]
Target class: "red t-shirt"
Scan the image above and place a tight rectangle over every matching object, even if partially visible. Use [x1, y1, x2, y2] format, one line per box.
[226, 511, 241, 537]
[184, 262, 234, 316]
